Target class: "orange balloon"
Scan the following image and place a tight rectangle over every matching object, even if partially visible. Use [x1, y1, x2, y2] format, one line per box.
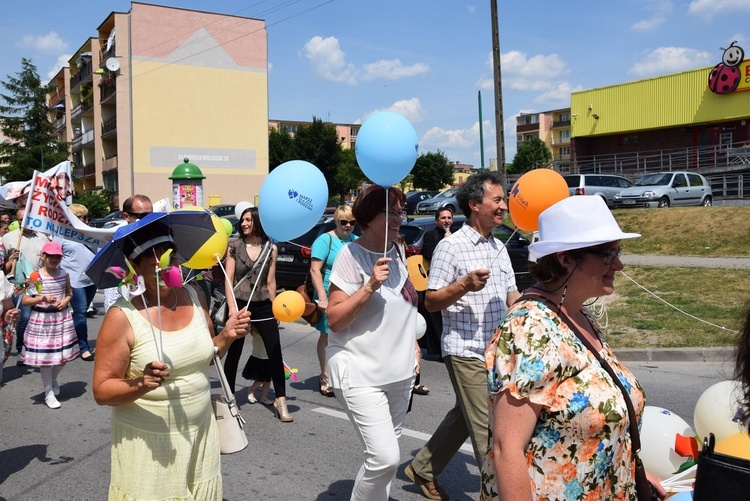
[508, 169, 569, 231]
[272, 290, 305, 322]
[715, 432, 750, 460]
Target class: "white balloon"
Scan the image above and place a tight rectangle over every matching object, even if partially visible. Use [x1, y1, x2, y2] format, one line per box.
[416, 313, 426, 340]
[694, 380, 744, 443]
[234, 201, 254, 220]
[640, 406, 695, 479]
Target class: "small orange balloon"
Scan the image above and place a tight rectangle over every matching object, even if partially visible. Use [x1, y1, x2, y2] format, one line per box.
[272, 290, 305, 322]
[716, 432, 750, 460]
[508, 169, 569, 231]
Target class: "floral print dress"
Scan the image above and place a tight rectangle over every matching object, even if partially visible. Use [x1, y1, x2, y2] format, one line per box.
[481, 299, 645, 501]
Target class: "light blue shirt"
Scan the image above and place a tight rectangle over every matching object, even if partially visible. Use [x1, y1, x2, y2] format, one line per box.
[54, 237, 95, 289]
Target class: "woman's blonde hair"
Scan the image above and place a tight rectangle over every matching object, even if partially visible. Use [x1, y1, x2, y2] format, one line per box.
[69, 203, 88, 218]
[334, 205, 353, 222]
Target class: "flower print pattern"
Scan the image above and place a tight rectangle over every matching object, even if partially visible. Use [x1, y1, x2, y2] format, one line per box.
[481, 299, 645, 501]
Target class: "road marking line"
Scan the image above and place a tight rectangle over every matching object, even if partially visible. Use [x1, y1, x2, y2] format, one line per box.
[312, 407, 474, 454]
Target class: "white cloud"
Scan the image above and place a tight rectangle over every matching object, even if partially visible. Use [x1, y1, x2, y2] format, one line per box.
[46, 54, 71, 81]
[422, 123, 479, 150]
[302, 36, 357, 85]
[361, 59, 429, 81]
[17, 31, 68, 54]
[629, 47, 712, 77]
[467, 5, 478, 14]
[303, 35, 429, 85]
[358, 98, 426, 124]
[534, 82, 583, 106]
[501, 51, 568, 79]
[688, 0, 750, 19]
[631, 0, 673, 31]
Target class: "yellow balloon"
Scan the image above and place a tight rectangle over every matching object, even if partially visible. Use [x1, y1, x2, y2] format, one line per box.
[716, 432, 750, 460]
[272, 291, 305, 322]
[182, 211, 229, 269]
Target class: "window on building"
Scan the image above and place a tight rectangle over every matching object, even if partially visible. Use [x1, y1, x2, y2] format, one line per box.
[619, 134, 638, 145]
[720, 132, 733, 150]
[559, 130, 570, 141]
[103, 171, 118, 192]
[559, 113, 570, 122]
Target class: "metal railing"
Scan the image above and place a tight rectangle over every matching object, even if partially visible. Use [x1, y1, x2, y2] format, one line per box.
[102, 116, 117, 136]
[100, 78, 116, 101]
[103, 155, 118, 172]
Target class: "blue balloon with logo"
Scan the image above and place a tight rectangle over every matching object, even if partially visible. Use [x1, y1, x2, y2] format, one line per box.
[258, 160, 328, 242]
[355, 110, 419, 187]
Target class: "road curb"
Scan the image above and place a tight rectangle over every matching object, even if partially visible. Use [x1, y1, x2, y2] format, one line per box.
[613, 346, 735, 362]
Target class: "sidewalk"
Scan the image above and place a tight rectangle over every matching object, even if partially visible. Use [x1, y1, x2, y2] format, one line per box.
[621, 254, 750, 269]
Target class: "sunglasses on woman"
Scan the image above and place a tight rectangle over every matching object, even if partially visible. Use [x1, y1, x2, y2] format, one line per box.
[338, 219, 356, 226]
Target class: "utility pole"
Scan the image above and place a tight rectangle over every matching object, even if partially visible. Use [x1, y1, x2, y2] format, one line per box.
[490, 0, 506, 188]
[478, 91, 485, 171]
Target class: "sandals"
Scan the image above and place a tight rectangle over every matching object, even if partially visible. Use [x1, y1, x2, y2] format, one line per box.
[319, 376, 335, 397]
[413, 384, 430, 395]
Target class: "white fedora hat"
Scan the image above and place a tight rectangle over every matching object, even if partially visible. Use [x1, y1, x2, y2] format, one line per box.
[528, 195, 640, 259]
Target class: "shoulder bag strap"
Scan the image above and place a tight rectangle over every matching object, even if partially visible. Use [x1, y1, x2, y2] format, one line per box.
[517, 292, 642, 455]
[232, 240, 271, 292]
[305, 234, 333, 285]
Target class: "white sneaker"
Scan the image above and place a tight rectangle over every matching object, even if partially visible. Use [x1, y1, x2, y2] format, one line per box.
[45, 395, 61, 409]
[52, 379, 60, 396]
[247, 393, 257, 404]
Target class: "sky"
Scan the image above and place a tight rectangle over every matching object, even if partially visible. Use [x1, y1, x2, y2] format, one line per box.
[1, 0, 749, 168]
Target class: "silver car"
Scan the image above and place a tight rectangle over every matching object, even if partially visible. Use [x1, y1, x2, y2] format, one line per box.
[563, 174, 634, 208]
[613, 171, 712, 208]
[415, 187, 459, 214]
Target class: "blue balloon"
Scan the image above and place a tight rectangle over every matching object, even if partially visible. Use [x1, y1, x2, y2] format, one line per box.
[667, 491, 693, 501]
[258, 160, 328, 242]
[355, 110, 418, 187]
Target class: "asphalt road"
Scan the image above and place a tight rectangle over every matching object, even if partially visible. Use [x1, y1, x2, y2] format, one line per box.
[621, 254, 750, 269]
[0, 292, 733, 501]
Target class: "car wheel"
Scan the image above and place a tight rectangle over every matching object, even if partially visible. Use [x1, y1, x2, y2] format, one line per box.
[657, 197, 670, 208]
[702, 197, 712, 207]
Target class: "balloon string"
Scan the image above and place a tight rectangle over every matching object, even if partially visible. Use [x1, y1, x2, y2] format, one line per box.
[141, 291, 163, 362]
[383, 188, 389, 258]
[487, 228, 514, 269]
[215, 257, 238, 311]
[243, 241, 272, 313]
[154, 267, 164, 361]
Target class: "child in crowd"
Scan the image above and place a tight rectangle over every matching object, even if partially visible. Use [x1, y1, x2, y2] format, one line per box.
[21, 241, 78, 408]
[242, 326, 272, 405]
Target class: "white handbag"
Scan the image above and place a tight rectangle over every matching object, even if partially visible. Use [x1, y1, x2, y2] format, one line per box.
[211, 346, 248, 454]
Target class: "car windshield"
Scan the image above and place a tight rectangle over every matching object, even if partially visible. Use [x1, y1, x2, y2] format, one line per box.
[563, 175, 580, 188]
[635, 173, 672, 186]
[399, 226, 423, 245]
[434, 187, 457, 199]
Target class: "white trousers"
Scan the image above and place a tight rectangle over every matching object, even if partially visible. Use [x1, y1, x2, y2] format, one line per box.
[334, 370, 415, 501]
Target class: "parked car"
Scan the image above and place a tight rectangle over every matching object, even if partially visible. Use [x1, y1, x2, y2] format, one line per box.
[89, 210, 122, 228]
[403, 191, 439, 215]
[208, 204, 236, 217]
[400, 216, 533, 291]
[274, 220, 362, 291]
[563, 174, 634, 208]
[613, 171, 713, 208]
[415, 187, 459, 215]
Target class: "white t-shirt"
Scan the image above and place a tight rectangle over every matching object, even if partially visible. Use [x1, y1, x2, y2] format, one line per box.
[327, 242, 417, 388]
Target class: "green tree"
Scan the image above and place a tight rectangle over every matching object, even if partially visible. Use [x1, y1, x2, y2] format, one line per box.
[293, 117, 344, 195]
[509, 137, 552, 175]
[73, 189, 115, 218]
[0, 58, 68, 181]
[411, 150, 454, 191]
[332, 147, 365, 204]
[268, 125, 295, 171]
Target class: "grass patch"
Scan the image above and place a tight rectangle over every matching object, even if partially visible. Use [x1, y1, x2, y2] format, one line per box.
[602, 266, 749, 348]
[612, 206, 750, 256]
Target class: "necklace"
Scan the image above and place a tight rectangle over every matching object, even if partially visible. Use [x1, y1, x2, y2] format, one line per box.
[142, 289, 179, 311]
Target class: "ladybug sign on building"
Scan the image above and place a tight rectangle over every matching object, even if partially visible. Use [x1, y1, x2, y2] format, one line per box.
[708, 41, 747, 95]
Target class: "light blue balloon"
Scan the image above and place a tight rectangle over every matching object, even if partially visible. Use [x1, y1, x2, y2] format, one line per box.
[355, 110, 418, 187]
[258, 160, 328, 242]
[667, 491, 693, 501]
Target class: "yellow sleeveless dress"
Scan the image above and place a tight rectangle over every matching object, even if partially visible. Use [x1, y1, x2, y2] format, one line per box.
[109, 288, 222, 501]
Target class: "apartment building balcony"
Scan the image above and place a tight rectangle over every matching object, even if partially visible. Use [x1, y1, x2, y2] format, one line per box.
[70, 62, 93, 90]
[101, 40, 116, 62]
[102, 116, 117, 138]
[100, 78, 117, 102]
[72, 162, 96, 181]
[81, 97, 94, 115]
[103, 155, 118, 172]
[517, 123, 540, 133]
[71, 103, 83, 122]
[71, 135, 83, 151]
[81, 129, 95, 146]
[552, 137, 571, 146]
[555, 153, 571, 161]
[48, 88, 65, 109]
[552, 119, 571, 128]
[53, 115, 66, 131]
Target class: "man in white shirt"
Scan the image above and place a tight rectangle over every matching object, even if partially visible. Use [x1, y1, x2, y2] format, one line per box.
[406, 173, 520, 500]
